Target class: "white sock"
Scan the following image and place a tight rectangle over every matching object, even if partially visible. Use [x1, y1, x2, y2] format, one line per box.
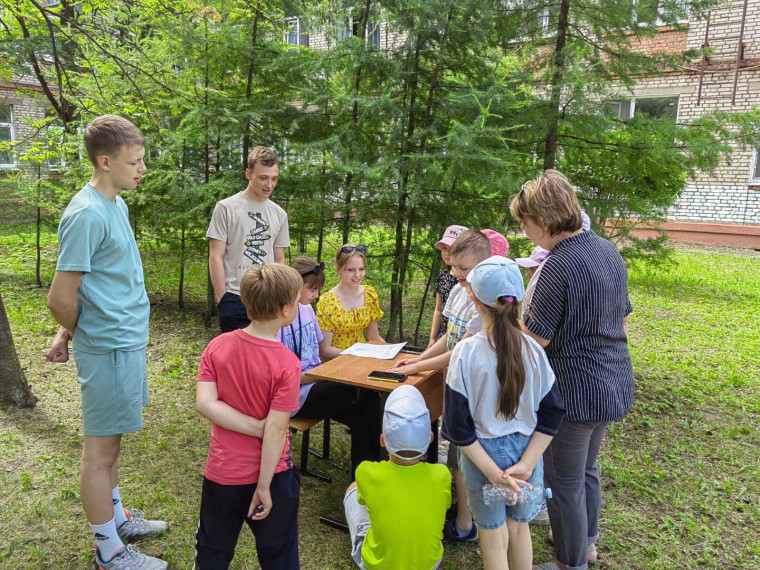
[90, 518, 124, 562]
[454, 520, 473, 536]
[112, 487, 128, 528]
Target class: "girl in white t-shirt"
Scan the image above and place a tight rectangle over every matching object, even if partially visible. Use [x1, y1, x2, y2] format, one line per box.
[441, 256, 565, 570]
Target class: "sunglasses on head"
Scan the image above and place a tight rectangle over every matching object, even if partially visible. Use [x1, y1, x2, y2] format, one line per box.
[340, 245, 368, 255]
[300, 262, 325, 278]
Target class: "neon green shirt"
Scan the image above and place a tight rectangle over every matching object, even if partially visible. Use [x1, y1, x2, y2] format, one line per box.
[356, 460, 451, 570]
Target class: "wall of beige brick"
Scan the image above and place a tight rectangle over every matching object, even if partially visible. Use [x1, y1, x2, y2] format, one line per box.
[0, 80, 47, 177]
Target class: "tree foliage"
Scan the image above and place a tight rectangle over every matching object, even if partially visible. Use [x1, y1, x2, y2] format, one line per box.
[1, 0, 759, 338]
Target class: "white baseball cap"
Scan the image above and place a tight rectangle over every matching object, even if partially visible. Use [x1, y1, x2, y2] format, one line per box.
[382, 385, 431, 460]
[467, 255, 525, 307]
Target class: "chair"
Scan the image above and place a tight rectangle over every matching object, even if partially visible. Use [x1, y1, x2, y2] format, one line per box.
[289, 417, 334, 483]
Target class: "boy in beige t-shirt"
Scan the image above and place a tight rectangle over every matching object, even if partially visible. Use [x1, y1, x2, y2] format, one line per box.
[207, 146, 290, 332]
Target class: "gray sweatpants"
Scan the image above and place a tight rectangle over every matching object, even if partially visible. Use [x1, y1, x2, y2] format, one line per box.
[544, 419, 610, 570]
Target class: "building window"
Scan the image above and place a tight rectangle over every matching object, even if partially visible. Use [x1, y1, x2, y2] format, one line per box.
[0, 105, 15, 168]
[285, 17, 308, 47]
[751, 150, 760, 183]
[609, 96, 679, 121]
[633, 0, 689, 26]
[339, 13, 380, 49]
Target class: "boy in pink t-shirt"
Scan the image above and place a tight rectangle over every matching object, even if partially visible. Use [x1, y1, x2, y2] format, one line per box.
[195, 264, 303, 569]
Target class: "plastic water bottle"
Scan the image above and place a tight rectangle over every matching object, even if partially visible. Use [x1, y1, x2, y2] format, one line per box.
[482, 482, 552, 506]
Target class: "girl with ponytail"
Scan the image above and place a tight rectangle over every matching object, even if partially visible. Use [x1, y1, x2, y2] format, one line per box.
[441, 256, 565, 570]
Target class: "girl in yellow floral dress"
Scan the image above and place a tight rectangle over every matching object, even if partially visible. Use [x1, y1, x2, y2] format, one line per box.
[317, 244, 384, 350]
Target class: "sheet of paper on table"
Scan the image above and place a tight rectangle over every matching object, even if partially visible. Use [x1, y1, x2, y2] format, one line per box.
[340, 342, 408, 360]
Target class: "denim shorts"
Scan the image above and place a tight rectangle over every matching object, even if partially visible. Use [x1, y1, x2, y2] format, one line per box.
[458, 433, 544, 530]
[74, 347, 149, 436]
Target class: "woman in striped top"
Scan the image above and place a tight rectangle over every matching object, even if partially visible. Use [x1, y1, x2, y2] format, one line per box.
[510, 170, 634, 570]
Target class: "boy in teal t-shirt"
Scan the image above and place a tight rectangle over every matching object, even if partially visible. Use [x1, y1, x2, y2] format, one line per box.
[343, 386, 451, 570]
[46, 116, 167, 570]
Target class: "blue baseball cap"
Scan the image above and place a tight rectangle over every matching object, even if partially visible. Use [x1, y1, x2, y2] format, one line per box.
[466, 255, 525, 307]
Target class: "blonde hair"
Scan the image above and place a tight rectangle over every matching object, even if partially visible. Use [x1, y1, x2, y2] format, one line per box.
[290, 256, 325, 289]
[335, 244, 367, 272]
[247, 146, 279, 171]
[449, 230, 491, 263]
[83, 115, 145, 166]
[509, 169, 582, 237]
[239, 264, 302, 321]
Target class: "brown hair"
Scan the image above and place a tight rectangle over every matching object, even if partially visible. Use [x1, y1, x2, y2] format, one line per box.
[83, 115, 145, 166]
[477, 299, 527, 420]
[509, 169, 582, 237]
[247, 146, 279, 171]
[335, 244, 367, 272]
[290, 256, 325, 290]
[239, 264, 302, 321]
[449, 230, 491, 263]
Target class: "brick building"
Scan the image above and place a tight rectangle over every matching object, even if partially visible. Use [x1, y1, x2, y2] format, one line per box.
[620, 0, 760, 247]
[296, 1, 760, 247]
[0, 74, 47, 175]
[4, 3, 759, 245]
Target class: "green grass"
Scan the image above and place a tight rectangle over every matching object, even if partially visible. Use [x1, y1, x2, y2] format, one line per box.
[0, 231, 758, 569]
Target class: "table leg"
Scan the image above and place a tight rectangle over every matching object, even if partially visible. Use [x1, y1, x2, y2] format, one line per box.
[428, 418, 439, 463]
[319, 515, 350, 533]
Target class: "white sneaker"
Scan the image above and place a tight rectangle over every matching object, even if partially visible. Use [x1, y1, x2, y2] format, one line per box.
[116, 509, 168, 541]
[93, 544, 168, 569]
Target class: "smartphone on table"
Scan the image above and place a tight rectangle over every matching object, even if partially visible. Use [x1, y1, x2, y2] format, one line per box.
[367, 371, 407, 383]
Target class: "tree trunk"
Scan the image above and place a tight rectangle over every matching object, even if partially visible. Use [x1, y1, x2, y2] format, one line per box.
[387, 35, 421, 341]
[543, 0, 571, 170]
[35, 164, 42, 287]
[413, 260, 439, 346]
[0, 294, 37, 408]
[340, 0, 372, 244]
[36, 206, 42, 288]
[317, 156, 327, 263]
[242, 5, 261, 171]
[342, 173, 353, 245]
[178, 226, 185, 310]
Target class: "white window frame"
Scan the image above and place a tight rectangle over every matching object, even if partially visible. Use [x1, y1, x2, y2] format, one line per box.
[339, 11, 381, 49]
[633, 0, 690, 27]
[285, 17, 303, 46]
[610, 95, 680, 121]
[0, 104, 16, 169]
[750, 149, 760, 184]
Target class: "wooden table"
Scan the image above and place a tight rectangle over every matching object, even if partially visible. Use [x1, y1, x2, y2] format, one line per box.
[304, 346, 444, 532]
[305, 347, 444, 462]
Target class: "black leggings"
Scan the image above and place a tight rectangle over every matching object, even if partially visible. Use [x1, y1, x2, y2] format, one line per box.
[293, 382, 382, 480]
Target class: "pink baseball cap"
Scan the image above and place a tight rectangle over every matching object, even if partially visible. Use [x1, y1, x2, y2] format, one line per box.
[435, 225, 468, 250]
[482, 229, 509, 257]
[516, 245, 550, 268]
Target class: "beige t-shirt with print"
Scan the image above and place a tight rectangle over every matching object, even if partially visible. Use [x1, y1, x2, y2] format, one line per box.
[206, 192, 290, 295]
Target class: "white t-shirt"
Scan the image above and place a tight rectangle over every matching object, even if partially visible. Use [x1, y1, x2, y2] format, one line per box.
[521, 263, 544, 323]
[446, 331, 556, 438]
[206, 192, 290, 295]
[442, 284, 482, 350]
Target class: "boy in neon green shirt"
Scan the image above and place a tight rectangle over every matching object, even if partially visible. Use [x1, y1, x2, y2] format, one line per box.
[343, 385, 451, 569]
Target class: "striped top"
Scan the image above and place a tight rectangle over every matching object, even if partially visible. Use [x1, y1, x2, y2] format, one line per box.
[524, 231, 634, 422]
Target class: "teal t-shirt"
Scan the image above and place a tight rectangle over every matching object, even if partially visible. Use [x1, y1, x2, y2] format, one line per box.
[56, 184, 149, 353]
[357, 460, 451, 570]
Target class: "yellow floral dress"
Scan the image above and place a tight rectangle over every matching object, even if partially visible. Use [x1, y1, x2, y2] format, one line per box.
[316, 285, 384, 350]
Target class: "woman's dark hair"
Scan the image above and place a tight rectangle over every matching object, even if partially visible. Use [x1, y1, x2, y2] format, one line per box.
[290, 256, 325, 289]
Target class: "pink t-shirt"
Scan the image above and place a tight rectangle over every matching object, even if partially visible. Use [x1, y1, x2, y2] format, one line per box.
[197, 329, 301, 485]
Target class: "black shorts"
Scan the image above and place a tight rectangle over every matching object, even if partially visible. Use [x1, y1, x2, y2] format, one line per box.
[195, 469, 301, 569]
